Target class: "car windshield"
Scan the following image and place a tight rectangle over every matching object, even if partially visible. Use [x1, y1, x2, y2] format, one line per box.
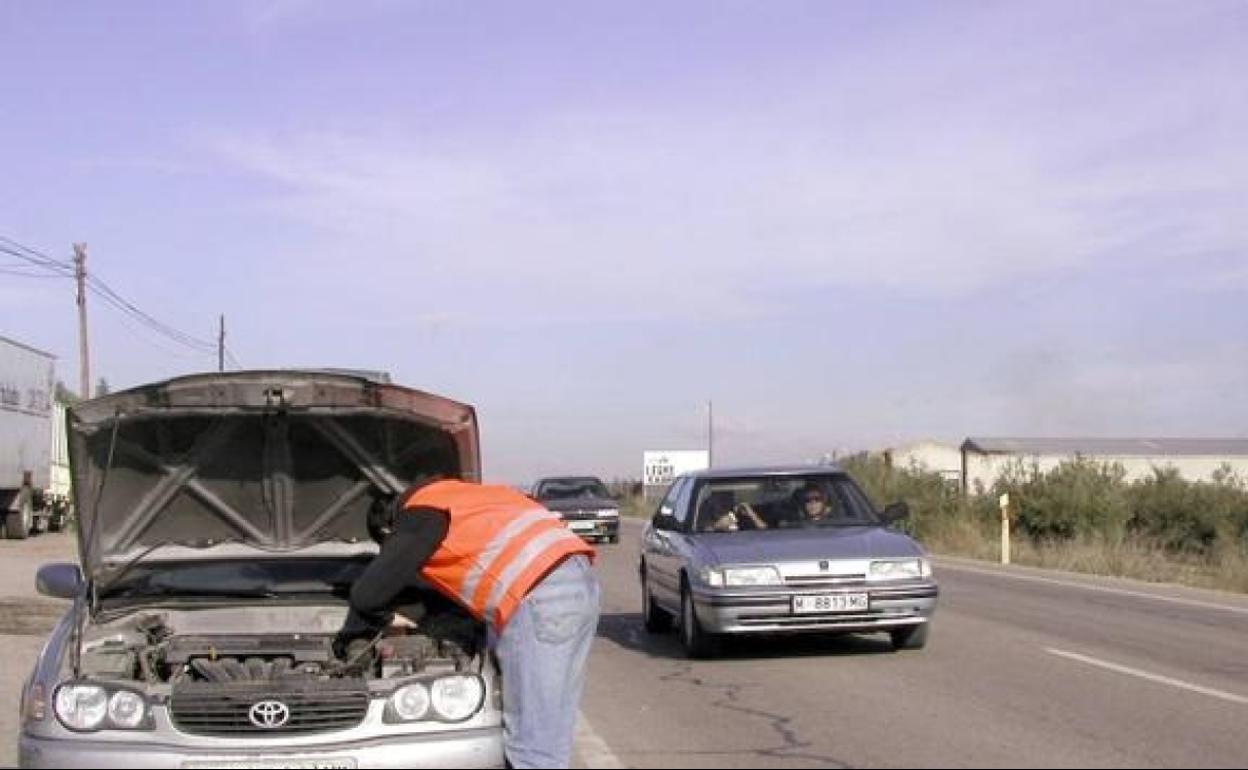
[536, 478, 611, 500]
[98, 557, 370, 603]
[691, 474, 881, 533]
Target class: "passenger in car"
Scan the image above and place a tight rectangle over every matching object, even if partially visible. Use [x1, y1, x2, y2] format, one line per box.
[703, 492, 768, 532]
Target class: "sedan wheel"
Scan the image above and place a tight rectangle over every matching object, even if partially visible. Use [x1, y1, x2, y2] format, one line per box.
[681, 584, 715, 659]
[642, 571, 673, 633]
[4, 499, 32, 540]
[890, 623, 929, 651]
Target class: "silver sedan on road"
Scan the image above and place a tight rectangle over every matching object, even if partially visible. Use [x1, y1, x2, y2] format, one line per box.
[639, 466, 938, 658]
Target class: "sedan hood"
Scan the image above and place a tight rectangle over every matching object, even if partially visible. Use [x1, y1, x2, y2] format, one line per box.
[69, 371, 479, 580]
[540, 497, 619, 513]
[696, 526, 923, 565]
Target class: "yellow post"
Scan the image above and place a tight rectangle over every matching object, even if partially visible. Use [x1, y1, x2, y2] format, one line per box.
[998, 492, 1011, 565]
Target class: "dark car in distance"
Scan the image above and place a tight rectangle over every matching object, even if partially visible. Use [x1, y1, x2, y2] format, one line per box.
[531, 476, 620, 544]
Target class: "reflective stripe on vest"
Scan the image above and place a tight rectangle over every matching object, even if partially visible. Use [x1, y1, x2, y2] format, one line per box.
[405, 479, 595, 629]
[458, 508, 556, 607]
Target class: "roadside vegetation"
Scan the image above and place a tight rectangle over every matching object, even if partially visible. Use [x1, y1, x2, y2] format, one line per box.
[840, 454, 1248, 594]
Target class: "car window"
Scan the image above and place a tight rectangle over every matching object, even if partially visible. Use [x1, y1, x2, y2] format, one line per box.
[690, 474, 879, 532]
[672, 477, 696, 529]
[657, 477, 686, 521]
[535, 477, 611, 500]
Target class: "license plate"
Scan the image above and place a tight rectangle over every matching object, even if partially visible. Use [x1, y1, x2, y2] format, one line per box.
[568, 521, 596, 532]
[182, 761, 356, 769]
[792, 593, 869, 614]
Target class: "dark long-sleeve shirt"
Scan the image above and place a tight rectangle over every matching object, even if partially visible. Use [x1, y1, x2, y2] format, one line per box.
[337, 506, 449, 646]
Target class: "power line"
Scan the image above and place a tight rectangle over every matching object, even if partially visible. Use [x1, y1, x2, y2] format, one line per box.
[0, 243, 75, 276]
[0, 237, 74, 269]
[2, 234, 222, 358]
[87, 275, 217, 352]
[0, 266, 72, 278]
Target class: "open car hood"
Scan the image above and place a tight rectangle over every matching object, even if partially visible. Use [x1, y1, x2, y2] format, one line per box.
[68, 370, 479, 580]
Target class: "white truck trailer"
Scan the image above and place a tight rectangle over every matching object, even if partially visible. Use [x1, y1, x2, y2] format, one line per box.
[0, 334, 64, 538]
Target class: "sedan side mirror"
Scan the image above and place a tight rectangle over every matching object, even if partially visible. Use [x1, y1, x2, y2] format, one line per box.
[37, 562, 84, 599]
[652, 508, 676, 531]
[882, 502, 911, 524]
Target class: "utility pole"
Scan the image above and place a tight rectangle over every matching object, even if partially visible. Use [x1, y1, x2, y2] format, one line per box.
[218, 314, 225, 372]
[708, 400, 714, 468]
[72, 243, 90, 400]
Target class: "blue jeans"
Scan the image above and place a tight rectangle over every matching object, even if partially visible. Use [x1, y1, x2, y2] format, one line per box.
[492, 555, 600, 769]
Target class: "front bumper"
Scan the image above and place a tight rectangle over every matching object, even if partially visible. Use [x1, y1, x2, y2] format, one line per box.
[20, 727, 505, 769]
[690, 581, 939, 635]
[563, 517, 619, 541]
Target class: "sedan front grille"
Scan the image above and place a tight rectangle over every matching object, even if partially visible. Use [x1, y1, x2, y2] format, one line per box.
[171, 680, 369, 737]
[783, 574, 867, 589]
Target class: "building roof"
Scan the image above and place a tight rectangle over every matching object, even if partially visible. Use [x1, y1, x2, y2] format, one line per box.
[961, 437, 1248, 457]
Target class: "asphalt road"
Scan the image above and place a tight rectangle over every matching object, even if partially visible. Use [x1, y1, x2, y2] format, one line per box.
[4, 523, 1247, 768]
[574, 517, 1248, 769]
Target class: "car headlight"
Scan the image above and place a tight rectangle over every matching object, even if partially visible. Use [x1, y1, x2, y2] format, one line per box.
[53, 684, 150, 731]
[723, 566, 782, 587]
[698, 567, 724, 587]
[699, 566, 783, 587]
[107, 690, 146, 729]
[430, 675, 485, 722]
[54, 685, 108, 731]
[869, 559, 929, 580]
[390, 682, 431, 721]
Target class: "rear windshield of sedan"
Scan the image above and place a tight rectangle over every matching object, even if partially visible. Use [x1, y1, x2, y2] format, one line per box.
[690, 475, 881, 533]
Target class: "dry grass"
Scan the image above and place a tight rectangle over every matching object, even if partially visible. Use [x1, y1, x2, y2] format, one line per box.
[924, 525, 1248, 594]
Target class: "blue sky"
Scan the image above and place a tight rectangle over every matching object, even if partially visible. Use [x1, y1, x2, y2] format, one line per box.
[2, 1, 1245, 482]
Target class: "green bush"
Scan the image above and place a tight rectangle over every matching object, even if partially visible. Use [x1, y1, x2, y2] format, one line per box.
[991, 457, 1132, 543]
[1128, 466, 1248, 556]
[843, 453, 1248, 560]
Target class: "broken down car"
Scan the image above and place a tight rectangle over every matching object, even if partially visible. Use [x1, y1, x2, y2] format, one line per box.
[19, 370, 505, 769]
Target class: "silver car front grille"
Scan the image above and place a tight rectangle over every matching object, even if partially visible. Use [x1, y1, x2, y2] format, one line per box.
[171, 680, 369, 737]
[783, 574, 867, 589]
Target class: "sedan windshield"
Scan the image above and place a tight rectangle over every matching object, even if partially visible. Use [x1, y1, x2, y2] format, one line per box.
[536, 478, 612, 500]
[691, 475, 881, 533]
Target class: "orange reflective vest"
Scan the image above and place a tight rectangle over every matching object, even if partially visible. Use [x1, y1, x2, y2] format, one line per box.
[403, 479, 595, 630]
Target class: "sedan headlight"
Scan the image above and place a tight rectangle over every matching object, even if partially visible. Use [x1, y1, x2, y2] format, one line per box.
[54, 684, 150, 731]
[869, 558, 930, 581]
[701, 566, 783, 587]
[430, 675, 485, 722]
[107, 690, 146, 729]
[390, 682, 431, 721]
[54, 685, 109, 731]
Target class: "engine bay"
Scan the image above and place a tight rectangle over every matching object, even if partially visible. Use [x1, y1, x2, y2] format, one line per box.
[76, 604, 484, 687]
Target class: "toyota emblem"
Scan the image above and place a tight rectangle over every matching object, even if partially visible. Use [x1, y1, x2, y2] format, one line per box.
[249, 700, 291, 729]
[819, 560, 829, 571]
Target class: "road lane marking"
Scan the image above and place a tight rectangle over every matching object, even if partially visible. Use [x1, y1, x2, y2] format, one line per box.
[576, 710, 627, 768]
[1046, 648, 1248, 706]
[937, 560, 1248, 616]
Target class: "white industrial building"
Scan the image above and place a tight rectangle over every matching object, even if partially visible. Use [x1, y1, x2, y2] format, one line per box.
[882, 441, 962, 484]
[959, 437, 1248, 494]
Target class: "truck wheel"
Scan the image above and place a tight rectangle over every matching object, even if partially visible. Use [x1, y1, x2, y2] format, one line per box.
[5, 500, 32, 540]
